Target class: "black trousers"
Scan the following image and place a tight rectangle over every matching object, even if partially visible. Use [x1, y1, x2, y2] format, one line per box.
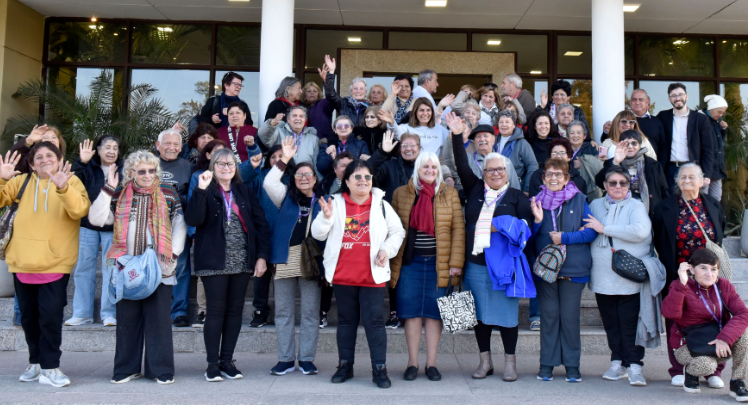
[202, 272, 251, 364]
[595, 293, 645, 367]
[333, 285, 387, 365]
[473, 322, 519, 354]
[252, 265, 272, 314]
[114, 283, 174, 379]
[321, 284, 333, 314]
[13, 274, 69, 369]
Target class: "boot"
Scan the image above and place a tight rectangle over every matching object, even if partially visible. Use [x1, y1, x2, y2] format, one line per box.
[503, 354, 517, 382]
[472, 351, 494, 379]
[331, 359, 354, 383]
[371, 364, 391, 388]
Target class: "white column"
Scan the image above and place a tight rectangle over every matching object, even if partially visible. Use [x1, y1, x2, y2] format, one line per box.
[259, 0, 295, 123]
[591, 0, 625, 143]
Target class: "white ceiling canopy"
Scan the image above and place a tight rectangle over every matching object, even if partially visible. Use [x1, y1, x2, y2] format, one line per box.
[18, 0, 748, 35]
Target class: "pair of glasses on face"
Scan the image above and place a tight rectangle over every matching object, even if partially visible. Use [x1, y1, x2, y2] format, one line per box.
[620, 119, 637, 126]
[483, 167, 506, 175]
[365, 115, 377, 119]
[215, 162, 236, 169]
[229, 82, 244, 88]
[352, 174, 372, 181]
[136, 169, 156, 176]
[294, 173, 315, 179]
[550, 151, 568, 158]
[623, 141, 639, 148]
[544, 172, 565, 180]
[669, 93, 687, 99]
[607, 180, 630, 188]
[336, 123, 351, 130]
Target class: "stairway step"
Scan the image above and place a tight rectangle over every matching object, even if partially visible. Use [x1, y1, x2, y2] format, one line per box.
[723, 236, 745, 258]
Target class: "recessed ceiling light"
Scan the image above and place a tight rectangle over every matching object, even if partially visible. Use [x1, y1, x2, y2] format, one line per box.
[91, 16, 97, 22]
[348, 37, 361, 42]
[228, 0, 250, 2]
[487, 40, 501, 46]
[623, 4, 640, 12]
[530, 71, 542, 75]
[157, 27, 173, 32]
[564, 51, 583, 56]
[425, 0, 447, 7]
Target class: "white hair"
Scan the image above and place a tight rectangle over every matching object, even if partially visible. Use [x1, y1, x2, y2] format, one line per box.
[157, 128, 182, 143]
[557, 103, 575, 114]
[505, 73, 522, 88]
[349, 77, 368, 95]
[412, 152, 443, 194]
[482, 152, 510, 171]
[121, 150, 161, 185]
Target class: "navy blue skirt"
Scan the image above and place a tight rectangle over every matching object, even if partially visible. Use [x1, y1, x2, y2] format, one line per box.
[396, 255, 446, 320]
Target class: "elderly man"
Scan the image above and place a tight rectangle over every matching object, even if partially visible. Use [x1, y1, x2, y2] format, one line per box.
[155, 129, 193, 328]
[196, 71, 253, 129]
[411, 69, 455, 121]
[500, 73, 536, 118]
[462, 124, 521, 190]
[258, 105, 319, 174]
[602, 89, 666, 157]
[699, 94, 729, 200]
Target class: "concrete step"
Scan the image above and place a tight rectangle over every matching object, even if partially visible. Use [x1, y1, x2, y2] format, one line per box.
[723, 236, 745, 258]
[0, 321, 668, 356]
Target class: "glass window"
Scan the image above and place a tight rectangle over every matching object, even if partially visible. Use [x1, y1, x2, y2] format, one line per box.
[557, 36, 592, 75]
[560, 79, 592, 127]
[388, 32, 466, 51]
[130, 69, 210, 116]
[637, 36, 715, 77]
[472, 34, 547, 74]
[46, 67, 123, 107]
[130, 24, 212, 65]
[638, 81, 716, 114]
[720, 83, 748, 125]
[625, 35, 634, 76]
[47, 22, 126, 63]
[719, 39, 748, 78]
[214, 71, 260, 126]
[216, 26, 260, 67]
[305, 30, 383, 69]
[527, 79, 547, 111]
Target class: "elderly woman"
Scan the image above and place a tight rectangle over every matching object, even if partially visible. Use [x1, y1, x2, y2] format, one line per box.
[218, 102, 259, 161]
[567, 120, 603, 201]
[1, 143, 89, 388]
[529, 137, 587, 197]
[306, 66, 336, 141]
[652, 163, 727, 387]
[11, 124, 66, 174]
[390, 152, 465, 381]
[663, 249, 747, 400]
[530, 158, 597, 383]
[474, 85, 501, 124]
[354, 105, 389, 154]
[323, 55, 370, 127]
[264, 76, 302, 122]
[186, 123, 218, 169]
[601, 110, 657, 160]
[586, 166, 653, 386]
[66, 135, 123, 327]
[527, 110, 560, 166]
[496, 110, 538, 194]
[318, 115, 371, 176]
[312, 160, 406, 388]
[382, 75, 415, 126]
[595, 130, 669, 218]
[555, 103, 575, 137]
[259, 105, 319, 170]
[186, 148, 270, 382]
[368, 84, 388, 106]
[539, 80, 590, 139]
[263, 138, 324, 376]
[447, 114, 533, 381]
[89, 150, 186, 385]
[700, 95, 729, 201]
[380, 97, 449, 156]
[500, 100, 527, 127]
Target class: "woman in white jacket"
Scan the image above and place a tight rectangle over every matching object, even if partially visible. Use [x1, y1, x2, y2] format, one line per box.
[312, 160, 405, 389]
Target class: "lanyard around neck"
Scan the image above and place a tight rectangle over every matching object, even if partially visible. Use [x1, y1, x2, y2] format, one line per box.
[698, 284, 723, 328]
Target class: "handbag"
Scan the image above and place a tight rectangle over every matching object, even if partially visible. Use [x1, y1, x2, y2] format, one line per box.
[683, 197, 732, 281]
[437, 275, 478, 333]
[533, 206, 566, 283]
[678, 284, 734, 357]
[108, 232, 162, 304]
[0, 174, 31, 260]
[609, 236, 648, 283]
[299, 206, 322, 281]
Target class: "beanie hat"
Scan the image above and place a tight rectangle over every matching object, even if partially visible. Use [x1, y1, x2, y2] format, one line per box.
[704, 94, 728, 111]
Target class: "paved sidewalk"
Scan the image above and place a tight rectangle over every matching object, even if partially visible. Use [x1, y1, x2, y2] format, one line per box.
[0, 351, 740, 404]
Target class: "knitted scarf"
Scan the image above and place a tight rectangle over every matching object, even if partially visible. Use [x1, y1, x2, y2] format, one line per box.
[107, 180, 173, 272]
[536, 182, 580, 212]
[395, 94, 413, 124]
[410, 181, 436, 237]
[481, 104, 499, 122]
[472, 182, 509, 256]
[620, 148, 650, 214]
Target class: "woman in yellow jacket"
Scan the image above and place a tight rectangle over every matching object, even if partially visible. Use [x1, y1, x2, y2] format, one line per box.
[390, 151, 465, 381]
[0, 143, 90, 388]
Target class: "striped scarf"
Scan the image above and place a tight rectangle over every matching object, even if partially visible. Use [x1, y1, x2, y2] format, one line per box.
[107, 180, 173, 273]
[472, 183, 509, 256]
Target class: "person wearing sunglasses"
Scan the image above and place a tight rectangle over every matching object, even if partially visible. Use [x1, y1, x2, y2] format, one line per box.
[318, 115, 371, 176]
[88, 149, 187, 385]
[586, 165, 664, 387]
[600, 110, 658, 161]
[601, 89, 666, 158]
[197, 72, 253, 129]
[312, 160, 405, 388]
[594, 130, 669, 218]
[529, 158, 597, 383]
[262, 137, 325, 377]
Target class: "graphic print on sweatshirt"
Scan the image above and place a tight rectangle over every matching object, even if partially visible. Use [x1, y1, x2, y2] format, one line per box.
[343, 209, 371, 244]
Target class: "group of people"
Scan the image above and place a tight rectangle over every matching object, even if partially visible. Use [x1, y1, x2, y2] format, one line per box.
[4, 62, 746, 402]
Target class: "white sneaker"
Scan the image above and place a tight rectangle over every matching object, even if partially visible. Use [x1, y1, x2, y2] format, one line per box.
[708, 375, 725, 388]
[627, 364, 647, 386]
[19, 364, 41, 382]
[103, 317, 117, 327]
[603, 360, 628, 380]
[672, 374, 685, 386]
[64, 317, 93, 326]
[39, 368, 71, 387]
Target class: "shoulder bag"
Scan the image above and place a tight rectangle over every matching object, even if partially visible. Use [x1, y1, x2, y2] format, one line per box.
[0, 174, 32, 260]
[533, 206, 566, 283]
[683, 198, 732, 281]
[437, 275, 478, 333]
[108, 232, 162, 304]
[609, 236, 648, 283]
[299, 206, 322, 281]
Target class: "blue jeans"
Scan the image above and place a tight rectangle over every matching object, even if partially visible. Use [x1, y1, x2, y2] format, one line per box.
[13, 294, 19, 314]
[171, 238, 192, 319]
[528, 297, 540, 322]
[71, 227, 115, 320]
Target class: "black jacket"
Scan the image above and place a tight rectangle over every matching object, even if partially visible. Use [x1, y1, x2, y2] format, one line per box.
[656, 109, 714, 178]
[185, 181, 271, 272]
[324, 72, 369, 127]
[264, 99, 294, 123]
[652, 193, 725, 295]
[72, 156, 123, 232]
[599, 115, 666, 158]
[197, 96, 253, 127]
[594, 156, 669, 218]
[368, 149, 414, 204]
[528, 164, 587, 198]
[700, 109, 727, 180]
[354, 126, 390, 155]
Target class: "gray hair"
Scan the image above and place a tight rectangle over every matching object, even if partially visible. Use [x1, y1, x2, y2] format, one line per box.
[417, 69, 437, 86]
[482, 152, 510, 171]
[505, 73, 522, 88]
[631, 88, 650, 101]
[675, 163, 704, 193]
[287, 104, 308, 118]
[557, 103, 575, 114]
[567, 119, 586, 133]
[333, 114, 353, 130]
[497, 109, 517, 125]
[209, 148, 242, 184]
[349, 77, 368, 95]
[275, 76, 301, 99]
[121, 150, 161, 185]
[157, 128, 182, 143]
[463, 99, 481, 116]
[412, 152, 443, 194]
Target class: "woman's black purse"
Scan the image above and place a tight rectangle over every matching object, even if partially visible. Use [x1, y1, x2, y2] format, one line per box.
[609, 237, 648, 283]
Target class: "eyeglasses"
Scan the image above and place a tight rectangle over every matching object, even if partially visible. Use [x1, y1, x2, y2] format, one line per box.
[352, 174, 373, 181]
[623, 140, 640, 148]
[483, 167, 506, 175]
[136, 169, 156, 176]
[215, 162, 236, 169]
[365, 115, 377, 119]
[336, 123, 351, 130]
[550, 151, 568, 157]
[229, 82, 244, 88]
[607, 180, 630, 188]
[669, 93, 687, 99]
[294, 173, 315, 179]
[619, 119, 637, 126]
[544, 172, 565, 179]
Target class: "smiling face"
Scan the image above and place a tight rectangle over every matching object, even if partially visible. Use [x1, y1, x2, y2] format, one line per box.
[396, 79, 411, 99]
[288, 109, 306, 133]
[604, 172, 630, 200]
[416, 104, 433, 126]
[228, 106, 246, 128]
[286, 82, 302, 103]
[677, 166, 704, 195]
[97, 139, 119, 166]
[30, 147, 60, 178]
[400, 138, 420, 161]
[480, 91, 495, 109]
[692, 263, 719, 288]
[335, 157, 353, 180]
[345, 167, 373, 198]
[629, 90, 649, 116]
[304, 85, 319, 103]
[369, 86, 385, 104]
[475, 132, 496, 156]
[463, 108, 480, 127]
[498, 116, 515, 137]
[196, 134, 215, 152]
[483, 157, 507, 190]
[294, 165, 316, 194]
[622, 137, 641, 158]
[549, 145, 570, 162]
[156, 132, 182, 161]
[41, 130, 60, 148]
[364, 112, 379, 128]
[133, 162, 157, 188]
[552, 89, 569, 106]
[535, 116, 551, 139]
[351, 81, 367, 100]
[213, 154, 236, 184]
[558, 107, 574, 127]
[618, 118, 635, 133]
[568, 125, 585, 149]
[543, 167, 568, 192]
[669, 88, 688, 109]
[334, 118, 353, 140]
[269, 149, 283, 167]
[418, 158, 439, 185]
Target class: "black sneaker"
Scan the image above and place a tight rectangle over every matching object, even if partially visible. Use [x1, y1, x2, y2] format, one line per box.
[250, 311, 268, 328]
[385, 312, 400, 329]
[730, 379, 747, 401]
[298, 361, 318, 375]
[372, 364, 392, 388]
[270, 361, 296, 375]
[537, 365, 554, 381]
[684, 372, 700, 394]
[565, 366, 582, 382]
[219, 359, 243, 380]
[172, 316, 189, 328]
[319, 312, 328, 329]
[156, 374, 174, 385]
[192, 312, 205, 328]
[110, 373, 141, 384]
[331, 359, 354, 383]
[205, 363, 223, 382]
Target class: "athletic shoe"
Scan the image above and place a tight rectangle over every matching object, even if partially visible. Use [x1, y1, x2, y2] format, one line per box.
[64, 317, 93, 326]
[627, 364, 647, 386]
[298, 361, 318, 375]
[192, 312, 205, 328]
[684, 372, 700, 394]
[385, 312, 400, 329]
[565, 366, 582, 382]
[730, 379, 748, 402]
[220, 359, 243, 379]
[319, 312, 328, 329]
[205, 363, 223, 382]
[103, 317, 117, 327]
[671, 374, 685, 386]
[529, 320, 541, 331]
[537, 365, 554, 381]
[172, 316, 189, 327]
[250, 311, 268, 328]
[156, 374, 175, 385]
[602, 360, 627, 380]
[111, 373, 141, 384]
[708, 375, 725, 388]
[19, 364, 40, 382]
[270, 361, 296, 375]
[39, 368, 71, 387]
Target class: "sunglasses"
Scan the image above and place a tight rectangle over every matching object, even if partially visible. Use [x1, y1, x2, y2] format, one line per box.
[623, 140, 640, 147]
[607, 180, 630, 188]
[619, 119, 637, 126]
[336, 123, 351, 130]
[352, 174, 372, 181]
[136, 169, 156, 176]
[483, 167, 506, 175]
[294, 173, 315, 179]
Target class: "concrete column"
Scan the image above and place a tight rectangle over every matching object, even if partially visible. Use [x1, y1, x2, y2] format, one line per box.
[258, 0, 295, 123]
[591, 0, 625, 143]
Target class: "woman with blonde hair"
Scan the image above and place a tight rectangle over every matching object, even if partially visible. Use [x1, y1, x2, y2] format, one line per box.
[303, 75, 335, 141]
[474, 85, 502, 124]
[368, 84, 388, 106]
[601, 110, 657, 160]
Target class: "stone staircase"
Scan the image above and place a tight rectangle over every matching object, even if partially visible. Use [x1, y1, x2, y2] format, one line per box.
[0, 237, 746, 355]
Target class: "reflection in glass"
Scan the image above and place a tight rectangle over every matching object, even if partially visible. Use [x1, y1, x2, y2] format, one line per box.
[305, 30, 383, 69]
[47, 67, 123, 105]
[557, 36, 592, 75]
[215, 71, 260, 126]
[216, 26, 260, 66]
[638, 36, 714, 77]
[48, 22, 126, 63]
[719, 39, 748, 78]
[560, 79, 592, 127]
[638, 81, 716, 114]
[472, 34, 547, 74]
[131, 24, 211, 65]
[130, 69, 210, 116]
[389, 32, 466, 51]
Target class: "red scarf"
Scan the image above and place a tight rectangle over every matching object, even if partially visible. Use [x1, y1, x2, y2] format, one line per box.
[409, 181, 436, 237]
[277, 97, 300, 106]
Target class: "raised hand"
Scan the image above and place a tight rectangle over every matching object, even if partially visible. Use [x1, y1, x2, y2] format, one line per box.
[244, 135, 255, 147]
[324, 54, 336, 73]
[319, 196, 333, 219]
[438, 93, 456, 108]
[197, 170, 213, 190]
[104, 164, 119, 188]
[49, 161, 74, 190]
[79, 139, 95, 164]
[318, 63, 329, 80]
[540, 90, 548, 109]
[250, 153, 263, 169]
[0, 151, 21, 181]
[172, 121, 185, 134]
[613, 141, 627, 165]
[445, 112, 464, 135]
[677, 262, 691, 286]
[27, 124, 48, 145]
[530, 196, 544, 224]
[212, 113, 221, 124]
[377, 108, 395, 125]
[280, 136, 297, 164]
[271, 113, 285, 127]
[390, 81, 401, 97]
[381, 130, 398, 153]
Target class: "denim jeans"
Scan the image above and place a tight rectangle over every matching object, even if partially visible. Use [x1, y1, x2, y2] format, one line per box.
[171, 238, 192, 319]
[71, 227, 115, 320]
[13, 293, 19, 314]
